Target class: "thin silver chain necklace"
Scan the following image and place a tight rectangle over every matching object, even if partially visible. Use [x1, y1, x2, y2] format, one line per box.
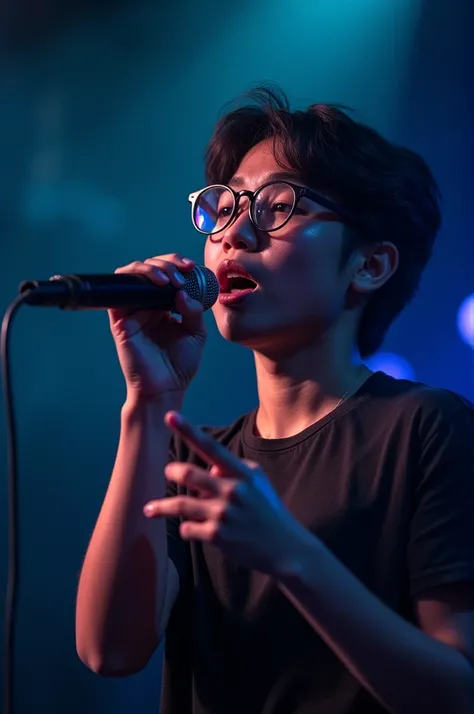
[334, 365, 371, 410]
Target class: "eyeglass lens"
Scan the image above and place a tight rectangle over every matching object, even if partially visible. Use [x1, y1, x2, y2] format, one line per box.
[193, 183, 296, 233]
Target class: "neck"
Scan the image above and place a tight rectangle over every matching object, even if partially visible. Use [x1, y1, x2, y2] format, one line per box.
[253, 328, 369, 439]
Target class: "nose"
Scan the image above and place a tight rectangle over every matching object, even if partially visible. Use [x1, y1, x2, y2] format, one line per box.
[221, 206, 258, 253]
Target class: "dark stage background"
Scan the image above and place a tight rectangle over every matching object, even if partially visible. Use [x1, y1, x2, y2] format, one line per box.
[1, 1, 473, 711]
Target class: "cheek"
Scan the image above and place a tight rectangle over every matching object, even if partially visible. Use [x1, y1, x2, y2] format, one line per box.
[270, 225, 343, 302]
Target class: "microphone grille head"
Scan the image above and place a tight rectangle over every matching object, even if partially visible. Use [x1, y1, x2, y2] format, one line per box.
[184, 265, 219, 311]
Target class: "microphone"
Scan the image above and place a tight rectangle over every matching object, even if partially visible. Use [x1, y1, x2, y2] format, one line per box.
[18, 266, 219, 312]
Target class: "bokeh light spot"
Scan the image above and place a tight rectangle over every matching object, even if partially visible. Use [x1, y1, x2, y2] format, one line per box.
[457, 294, 474, 348]
[365, 352, 415, 380]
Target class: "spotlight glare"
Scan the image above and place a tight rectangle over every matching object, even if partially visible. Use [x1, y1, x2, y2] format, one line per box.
[457, 294, 474, 348]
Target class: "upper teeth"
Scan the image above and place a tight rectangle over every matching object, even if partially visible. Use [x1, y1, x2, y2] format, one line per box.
[227, 273, 249, 279]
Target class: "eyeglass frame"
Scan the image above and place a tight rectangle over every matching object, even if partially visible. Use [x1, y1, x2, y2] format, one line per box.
[188, 180, 354, 235]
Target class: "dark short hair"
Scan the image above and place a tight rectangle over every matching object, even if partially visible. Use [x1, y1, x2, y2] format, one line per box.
[204, 86, 441, 357]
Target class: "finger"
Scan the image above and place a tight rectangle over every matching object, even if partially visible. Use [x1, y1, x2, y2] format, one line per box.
[174, 290, 207, 334]
[173, 288, 205, 319]
[179, 520, 221, 543]
[207, 465, 243, 501]
[144, 257, 188, 289]
[164, 412, 257, 480]
[164, 462, 221, 495]
[209, 464, 226, 478]
[143, 496, 211, 520]
[149, 254, 195, 271]
[166, 462, 240, 501]
[113, 259, 205, 333]
[115, 261, 170, 285]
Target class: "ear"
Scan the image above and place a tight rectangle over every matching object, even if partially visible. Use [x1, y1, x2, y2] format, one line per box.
[350, 241, 399, 296]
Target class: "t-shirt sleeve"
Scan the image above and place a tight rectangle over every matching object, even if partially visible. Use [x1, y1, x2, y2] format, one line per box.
[166, 432, 191, 585]
[407, 393, 474, 597]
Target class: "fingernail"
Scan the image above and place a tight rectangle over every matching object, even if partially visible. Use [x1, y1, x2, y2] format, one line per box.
[182, 258, 194, 266]
[168, 411, 184, 426]
[144, 504, 154, 515]
[176, 273, 186, 285]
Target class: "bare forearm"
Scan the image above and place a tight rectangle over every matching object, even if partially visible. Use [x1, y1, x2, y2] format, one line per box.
[278, 533, 474, 714]
[76, 394, 183, 674]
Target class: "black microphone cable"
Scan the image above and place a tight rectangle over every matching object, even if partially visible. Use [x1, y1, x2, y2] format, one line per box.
[1, 291, 33, 714]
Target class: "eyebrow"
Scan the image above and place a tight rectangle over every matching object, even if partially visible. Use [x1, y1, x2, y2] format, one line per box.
[229, 171, 299, 188]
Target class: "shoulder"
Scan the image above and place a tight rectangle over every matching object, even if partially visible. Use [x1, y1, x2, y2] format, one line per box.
[367, 372, 474, 436]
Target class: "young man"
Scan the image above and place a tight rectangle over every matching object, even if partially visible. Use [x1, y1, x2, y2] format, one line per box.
[76, 88, 474, 714]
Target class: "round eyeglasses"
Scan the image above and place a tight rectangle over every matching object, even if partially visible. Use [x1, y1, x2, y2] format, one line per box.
[188, 180, 351, 235]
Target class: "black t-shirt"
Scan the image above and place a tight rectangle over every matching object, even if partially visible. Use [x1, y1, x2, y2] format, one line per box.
[160, 372, 474, 714]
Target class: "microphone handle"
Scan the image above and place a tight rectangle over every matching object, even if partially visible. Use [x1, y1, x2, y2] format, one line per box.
[19, 274, 178, 310]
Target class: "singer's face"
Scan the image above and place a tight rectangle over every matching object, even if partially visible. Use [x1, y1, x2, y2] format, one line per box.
[204, 138, 353, 353]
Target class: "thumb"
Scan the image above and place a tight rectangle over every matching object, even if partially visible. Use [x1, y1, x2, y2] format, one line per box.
[175, 289, 207, 337]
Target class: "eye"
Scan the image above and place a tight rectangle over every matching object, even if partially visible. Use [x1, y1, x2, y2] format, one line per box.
[271, 201, 293, 214]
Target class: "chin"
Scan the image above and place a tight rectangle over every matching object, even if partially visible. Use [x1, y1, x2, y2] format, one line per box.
[214, 305, 329, 355]
[214, 307, 269, 346]
[214, 308, 299, 352]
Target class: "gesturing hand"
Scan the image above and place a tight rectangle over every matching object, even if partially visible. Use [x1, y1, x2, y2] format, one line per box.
[144, 411, 309, 577]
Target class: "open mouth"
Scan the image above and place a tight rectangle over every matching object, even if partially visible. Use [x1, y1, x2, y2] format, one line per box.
[222, 276, 258, 294]
[216, 259, 259, 298]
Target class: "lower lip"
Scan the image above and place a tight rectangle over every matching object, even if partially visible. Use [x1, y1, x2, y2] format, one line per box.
[218, 288, 256, 305]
